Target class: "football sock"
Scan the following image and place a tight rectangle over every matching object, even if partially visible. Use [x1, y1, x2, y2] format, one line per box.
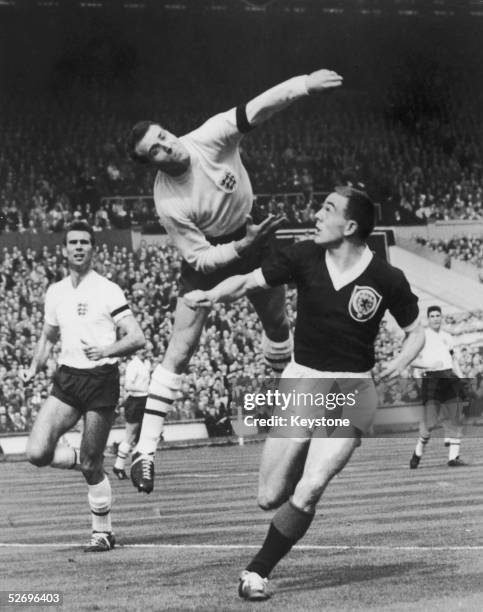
[135, 365, 182, 456]
[114, 440, 132, 470]
[88, 476, 112, 533]
[448, 439, 461, 461]
[415, 434, 430, 457]
[261, 333, 293, 377]
[246, 499, 314, 578]
[50, 444, 81, 471]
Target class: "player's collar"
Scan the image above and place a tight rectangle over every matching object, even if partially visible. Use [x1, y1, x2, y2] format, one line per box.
[325, 246, 373, 291]
[69, 268, 96, 289]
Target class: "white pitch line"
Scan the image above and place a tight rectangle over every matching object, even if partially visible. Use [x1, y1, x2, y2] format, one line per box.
[171, 472, 257, 478]
[1, 543, 483, 551]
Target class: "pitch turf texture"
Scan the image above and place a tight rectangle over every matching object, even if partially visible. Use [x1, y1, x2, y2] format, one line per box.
[1, 437, 483, 612]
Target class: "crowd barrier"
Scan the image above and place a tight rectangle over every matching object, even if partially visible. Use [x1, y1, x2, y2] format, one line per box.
[0, 404, 432, 458]
[0, 419, 208, 456]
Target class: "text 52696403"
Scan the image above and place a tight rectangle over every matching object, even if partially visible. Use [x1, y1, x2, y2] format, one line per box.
[0, 592, 63, 607]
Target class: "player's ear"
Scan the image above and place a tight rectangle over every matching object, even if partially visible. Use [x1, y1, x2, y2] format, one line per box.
[344, 219, 358, 238]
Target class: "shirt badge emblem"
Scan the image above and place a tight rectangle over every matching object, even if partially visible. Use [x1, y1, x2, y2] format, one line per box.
[348, 285, 382, 322]
[218, 169, 237, 193]
[77, 303, 88, 316]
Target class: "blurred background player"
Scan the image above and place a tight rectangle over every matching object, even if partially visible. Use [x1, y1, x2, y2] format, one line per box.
[23, 221, 145, 552]
[113, 346, 151, 480]
[126, 68, 343, 493]
[185, 186, 424, 600]
[410, 305, 468, 469]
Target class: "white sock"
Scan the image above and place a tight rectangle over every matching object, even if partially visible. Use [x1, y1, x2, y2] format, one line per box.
[415, 435, 430, 457]
[261, 332, 293, 377]
[136, 365, 182, 455]
[88, 476, 112, 533]
[51, 444, 81, 471]
[448, 439, 461, 461]
[114, 440, 132, 470]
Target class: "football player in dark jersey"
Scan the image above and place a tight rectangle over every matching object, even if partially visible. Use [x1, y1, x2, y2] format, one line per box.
[185, 186, 425, 601]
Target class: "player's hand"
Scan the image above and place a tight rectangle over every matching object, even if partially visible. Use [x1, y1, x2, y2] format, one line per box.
[378, 360, 403, 380]
[20, 367, 36, 385]
[184, 290, 213, 310]
[235, 214, 287, 254]
[81, 340, 107, 361]
[306, 69, 343, 94]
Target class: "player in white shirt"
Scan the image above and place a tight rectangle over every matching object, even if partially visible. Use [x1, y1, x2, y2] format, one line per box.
[409, 305, 468, 468]
[127, 68, 343, 493]
[23, 222, 145, 552]
[113, 348, 151, 480]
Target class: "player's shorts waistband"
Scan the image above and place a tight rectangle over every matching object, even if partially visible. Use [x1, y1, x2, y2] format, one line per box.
[283, 360, 372, 379]
[205, 224, 247, 246]
[423, 369, 454, 378]
[58, 364, 119, 377]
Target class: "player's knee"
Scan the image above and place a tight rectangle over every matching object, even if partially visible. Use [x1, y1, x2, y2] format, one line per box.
[79, 455, 103, 480]
[264, 315, 289, 339]
[163, 343, 192, 373]
[294, 475, 326, 507]
[26, 443, 53, 467]
[257, 487, 286, 511]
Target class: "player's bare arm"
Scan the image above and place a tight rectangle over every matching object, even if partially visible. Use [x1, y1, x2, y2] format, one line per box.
[81, 315, 145, 361]
[246, 69, 343, 126]
[184, 268, 269, 309]
[379, 321, 425, 379]
[21, 322, 59, 383]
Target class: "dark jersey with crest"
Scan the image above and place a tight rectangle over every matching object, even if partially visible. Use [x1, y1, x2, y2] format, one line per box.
[261, 240, 419, 372]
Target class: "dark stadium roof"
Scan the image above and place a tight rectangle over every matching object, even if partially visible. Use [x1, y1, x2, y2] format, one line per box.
[2, 0, 483, 17]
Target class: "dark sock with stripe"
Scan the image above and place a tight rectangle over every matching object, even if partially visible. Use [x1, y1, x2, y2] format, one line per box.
[246, 500, 314, 578]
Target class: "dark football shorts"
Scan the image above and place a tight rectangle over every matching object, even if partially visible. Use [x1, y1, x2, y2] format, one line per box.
[421, 369, 463, 405]
[124, 395, 147, 424]
[51, 364, 120, 412]
[178, 223, 279, 295]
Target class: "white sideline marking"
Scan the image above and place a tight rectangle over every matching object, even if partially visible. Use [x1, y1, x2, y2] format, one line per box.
[1, 543, 483, 551]
[173, 472, 257, 478]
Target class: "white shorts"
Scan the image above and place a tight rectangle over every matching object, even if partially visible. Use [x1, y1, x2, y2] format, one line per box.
[271, 360, 378, 438]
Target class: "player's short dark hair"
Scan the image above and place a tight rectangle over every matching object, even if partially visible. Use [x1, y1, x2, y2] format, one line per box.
[127, 120, 156, 164]
[63, 221, 95, 246]
[336, 185, 375, 241]
[427, 305, 442, 316]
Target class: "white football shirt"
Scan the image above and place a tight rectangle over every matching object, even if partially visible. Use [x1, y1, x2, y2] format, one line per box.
[154, 108, 253, 274]
[416, 327, 454, 371]
[44, 270, 131, 368]
[124, 356, 150, 396]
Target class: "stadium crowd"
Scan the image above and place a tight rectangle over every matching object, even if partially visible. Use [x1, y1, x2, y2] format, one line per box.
[415, 235, 483, 271]
[1, 83, 482, 234]
[1, 12, 483, 434]
[1, 10, 483, 235]
[1, 241, 482, 434]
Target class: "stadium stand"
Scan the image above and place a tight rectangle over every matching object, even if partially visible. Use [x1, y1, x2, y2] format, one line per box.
[1, 9, 483, 434]
[1, 241, 483, 434]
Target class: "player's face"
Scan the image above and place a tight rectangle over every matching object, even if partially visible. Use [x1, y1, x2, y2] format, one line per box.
[427, 311, 442, 331]
[136, 124, 190, 174]
[314, 192, 356, 246]
[63, 230, 94, 272]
